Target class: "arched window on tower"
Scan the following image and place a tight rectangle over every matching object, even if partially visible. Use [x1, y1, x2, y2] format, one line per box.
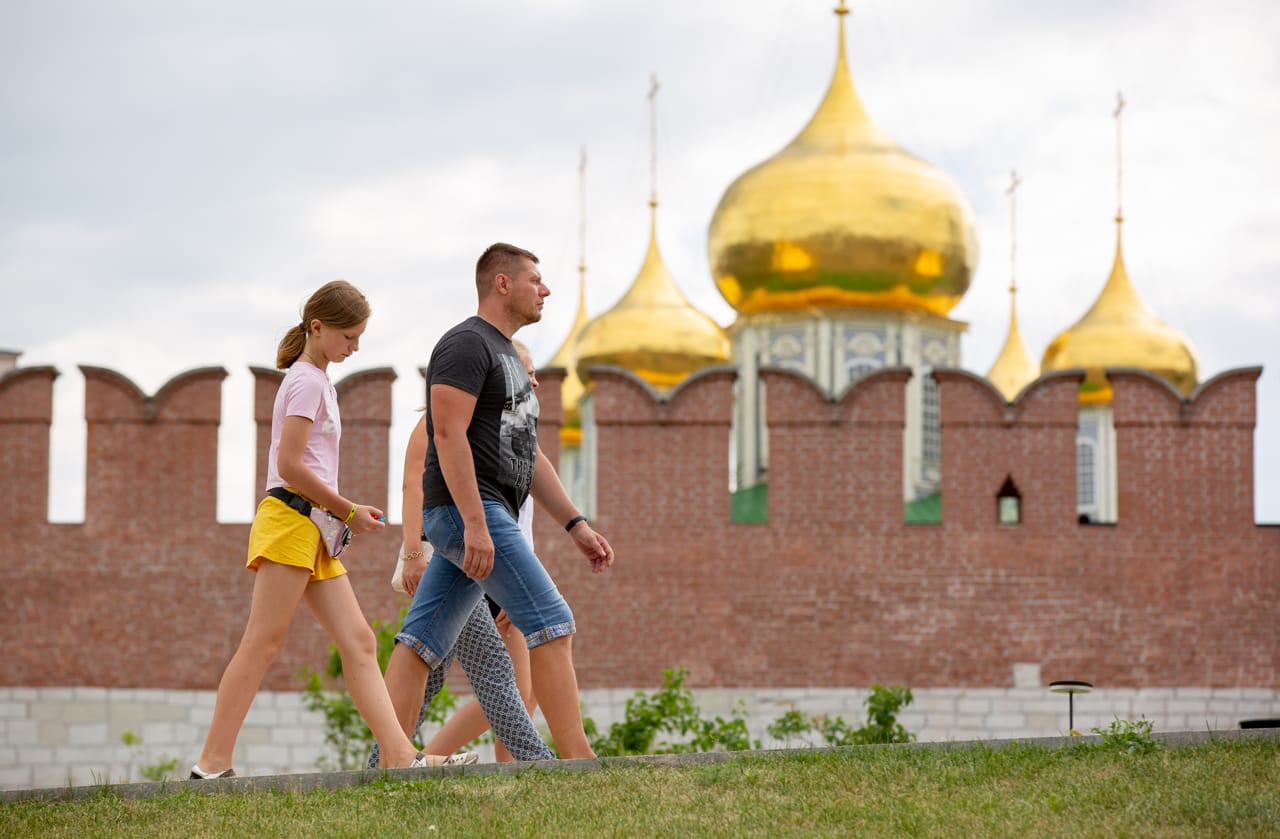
[1076, 406, 1117, 524]
[921, 372, 941, 481]
[1076, 437, 1097, 514]
[997, 476, 1022, 525]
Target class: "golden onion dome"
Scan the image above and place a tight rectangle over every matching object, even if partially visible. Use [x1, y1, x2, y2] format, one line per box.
[986, 291, 1038, 401]
[707, 4, 978, 317]
[1041, 223, 1198, 403]
[575, 213, 729, 391]
[546, 269, 589, 445]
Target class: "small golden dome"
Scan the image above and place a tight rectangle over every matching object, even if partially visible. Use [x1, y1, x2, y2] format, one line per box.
[1041, 224, 1198, 401]
[576, 214, 729, 391]
[707, 5, 977, 316]
[546, 270, 589, 445]
[986, 293, 1038, 401]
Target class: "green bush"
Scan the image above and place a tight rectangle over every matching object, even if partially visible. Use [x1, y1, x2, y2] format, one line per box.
[305, 648, 915, 765]
[858, 684, 915, 744]
[301, 607, 458, 770]
[120, 731, 180, 782]
[1091, 717, 1162, 755]
[586, 668, 760, 756]
[584, 671, 915, 757]
[764, 684, 916, 747]
[765, 710, 812, 748]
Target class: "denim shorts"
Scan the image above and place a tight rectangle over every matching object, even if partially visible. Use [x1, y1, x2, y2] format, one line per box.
[395, 500, 575, 668]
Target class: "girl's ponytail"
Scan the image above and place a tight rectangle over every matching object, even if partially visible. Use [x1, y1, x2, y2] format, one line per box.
[275, 323, 309, 370]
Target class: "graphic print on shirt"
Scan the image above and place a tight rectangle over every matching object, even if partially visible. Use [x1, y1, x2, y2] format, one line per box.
[321, 385, 340, 438]
[498, 352, 539, 495]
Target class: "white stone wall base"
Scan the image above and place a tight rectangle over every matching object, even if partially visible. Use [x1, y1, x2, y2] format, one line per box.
[3, 682, 1277, 790]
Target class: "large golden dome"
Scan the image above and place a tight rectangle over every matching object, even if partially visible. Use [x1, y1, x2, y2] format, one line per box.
[576, 213, 729, 391]
[707, 5, 977, 317]
[1041, 223, 1198, 402]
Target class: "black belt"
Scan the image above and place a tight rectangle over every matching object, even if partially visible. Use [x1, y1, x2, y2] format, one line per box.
[268, 487, 313, 517]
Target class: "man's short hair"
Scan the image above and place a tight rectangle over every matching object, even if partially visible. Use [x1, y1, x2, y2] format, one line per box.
[476, 242, 539, 295]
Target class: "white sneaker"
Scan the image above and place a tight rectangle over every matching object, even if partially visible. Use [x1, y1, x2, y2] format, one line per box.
[443, 751, 480, 766]
[407, 750, 479, 769]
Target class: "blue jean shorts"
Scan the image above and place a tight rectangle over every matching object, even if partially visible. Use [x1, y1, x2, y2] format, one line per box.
[395, 500, 576, 668]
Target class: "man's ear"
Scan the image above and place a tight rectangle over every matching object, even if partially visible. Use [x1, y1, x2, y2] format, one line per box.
[494, 273, 510, 295]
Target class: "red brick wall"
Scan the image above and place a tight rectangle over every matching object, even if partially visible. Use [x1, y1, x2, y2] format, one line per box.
[0, 362, 1275, 693]
[553, 364, 1277, 692]
[0, 366, 57, 523]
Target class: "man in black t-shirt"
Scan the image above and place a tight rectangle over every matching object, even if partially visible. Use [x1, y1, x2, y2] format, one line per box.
[385, 242, 614, 760]
[421, 320, 539, 517]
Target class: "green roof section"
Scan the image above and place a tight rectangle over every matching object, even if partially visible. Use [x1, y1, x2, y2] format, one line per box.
[904, 491, 942, 524]
[730, 483, 768, 523]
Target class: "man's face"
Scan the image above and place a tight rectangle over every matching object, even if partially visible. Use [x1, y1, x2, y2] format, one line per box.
[503, 258, 550, 325]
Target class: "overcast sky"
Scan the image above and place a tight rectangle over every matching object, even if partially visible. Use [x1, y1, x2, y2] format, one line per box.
[3, 0, 1277, 523]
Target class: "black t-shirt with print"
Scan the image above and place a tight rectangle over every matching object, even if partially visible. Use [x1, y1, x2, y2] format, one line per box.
[422, 316, 538, 518]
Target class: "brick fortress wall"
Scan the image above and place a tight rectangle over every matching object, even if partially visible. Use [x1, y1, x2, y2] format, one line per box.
[1, 363, 1276, 695]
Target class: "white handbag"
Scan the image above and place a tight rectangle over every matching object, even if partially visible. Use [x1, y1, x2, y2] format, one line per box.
[391, 541, 430, 594]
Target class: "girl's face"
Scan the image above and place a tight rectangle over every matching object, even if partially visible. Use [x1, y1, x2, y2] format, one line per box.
[309, 319, 367, 365]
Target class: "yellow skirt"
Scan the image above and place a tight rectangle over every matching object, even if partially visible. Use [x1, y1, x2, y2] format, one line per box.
[246, 493, 347, 581]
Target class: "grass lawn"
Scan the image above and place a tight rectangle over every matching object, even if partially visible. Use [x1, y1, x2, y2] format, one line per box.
[3, 737, 1277, 838]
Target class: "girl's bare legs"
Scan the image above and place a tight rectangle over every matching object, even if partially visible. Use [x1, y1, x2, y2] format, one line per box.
[197, 561, 311, 773]
[303, 575, 430, 768]
[424, 614, 537, 760]
[529, 635, 594, 759]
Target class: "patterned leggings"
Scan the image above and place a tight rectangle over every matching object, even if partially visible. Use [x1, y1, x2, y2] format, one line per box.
[368, 600, 555, 767]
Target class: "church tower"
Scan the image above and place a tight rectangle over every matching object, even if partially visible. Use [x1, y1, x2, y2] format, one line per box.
[571, 76, 730, 512]
[986, 170, 1038, 402]
[1041, 94, 1199, 522]
[545, 148, 593, 505]
[707, 2, 978, 512]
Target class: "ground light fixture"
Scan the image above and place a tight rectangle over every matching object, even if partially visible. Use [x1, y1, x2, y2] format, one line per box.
[1048, 679, 1093, 734]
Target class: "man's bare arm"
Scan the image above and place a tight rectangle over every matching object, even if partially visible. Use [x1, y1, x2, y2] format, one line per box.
[530, 446, 579, 527]
[431, 383, 494, 579]
[531, 445, 614, 574]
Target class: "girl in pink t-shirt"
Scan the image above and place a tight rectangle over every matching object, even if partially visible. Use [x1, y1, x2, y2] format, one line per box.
[192, 280, 469, 779]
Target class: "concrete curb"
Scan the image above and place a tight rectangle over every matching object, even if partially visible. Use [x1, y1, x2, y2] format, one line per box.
[4, 727, 1276, 804]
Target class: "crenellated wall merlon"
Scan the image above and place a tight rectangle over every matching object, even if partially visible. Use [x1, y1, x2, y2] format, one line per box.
[251, 366, 285, 424]
[761, 367, 912, 427]
[0, 366, 58, 422]
[534, 367, 566, 423]
[249, 365, 398, 426]
[584, 365, 737, 425]
[1109, 366, 1262, 427]
[80, 365, 227, 423]
[934, 368, 1083, 427]
[334, 366, 397, 424]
